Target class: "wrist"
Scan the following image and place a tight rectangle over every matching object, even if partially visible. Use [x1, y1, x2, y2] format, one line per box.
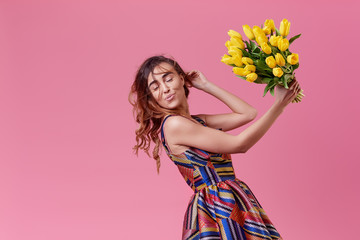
[272, 100, 286, 113]
[201, 81, 215, 93]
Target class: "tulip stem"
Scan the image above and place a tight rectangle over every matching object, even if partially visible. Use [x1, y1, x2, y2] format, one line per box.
[291, 89, 304, 103]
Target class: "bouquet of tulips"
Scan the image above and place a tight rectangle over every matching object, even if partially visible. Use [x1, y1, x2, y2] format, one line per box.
[221, 18, 304, 103]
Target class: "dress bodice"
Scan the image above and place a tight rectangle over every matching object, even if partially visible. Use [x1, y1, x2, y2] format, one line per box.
[160, 114, 236, 193]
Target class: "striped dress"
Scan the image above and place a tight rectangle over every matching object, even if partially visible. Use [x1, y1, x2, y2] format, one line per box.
[160, 114, 283, 240]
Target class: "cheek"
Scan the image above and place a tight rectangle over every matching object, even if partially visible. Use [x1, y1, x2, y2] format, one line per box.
[151, 92, 162, 104]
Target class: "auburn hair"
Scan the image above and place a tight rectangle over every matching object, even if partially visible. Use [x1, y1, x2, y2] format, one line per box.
[128, 55, 198, 174]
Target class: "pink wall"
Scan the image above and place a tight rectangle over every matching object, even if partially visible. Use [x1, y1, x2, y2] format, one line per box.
[1, 0, 359, 239]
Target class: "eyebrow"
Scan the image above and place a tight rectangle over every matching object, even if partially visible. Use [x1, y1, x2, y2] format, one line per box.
[148, 72, 173, 87]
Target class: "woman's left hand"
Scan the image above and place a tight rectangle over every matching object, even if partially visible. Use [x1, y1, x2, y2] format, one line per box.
[187, 70, 210, 91]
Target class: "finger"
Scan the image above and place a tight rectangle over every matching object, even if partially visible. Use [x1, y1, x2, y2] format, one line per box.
[294, 83, 299, 91]
[186, 82, 193, 88]
[289, 83, 295, 90]
[189, 71, 198, 78]
[288, 81, 294, 88]
[294, 81, 299, 89]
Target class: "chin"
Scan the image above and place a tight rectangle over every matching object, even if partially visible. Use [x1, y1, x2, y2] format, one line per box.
[160, 102, 180, 110]
[162, 104, 179, 110]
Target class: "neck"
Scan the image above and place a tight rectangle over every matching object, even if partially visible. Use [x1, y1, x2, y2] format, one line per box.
[176, 100, 191, 118]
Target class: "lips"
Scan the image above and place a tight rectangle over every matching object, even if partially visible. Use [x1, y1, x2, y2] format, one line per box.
[165, 94, 175, 101]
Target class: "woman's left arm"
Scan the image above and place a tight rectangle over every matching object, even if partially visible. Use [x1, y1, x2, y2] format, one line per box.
[188, 70, 258, 131]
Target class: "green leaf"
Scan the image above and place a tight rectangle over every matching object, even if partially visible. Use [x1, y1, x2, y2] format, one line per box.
[283, 74, 292, 88]
[263, 86, 270, 97]
[240, 48, 250, 57]
[260, 77, 273, 84]
[259, 52, 266, 61]
[292, 63, 299, 70]
[281, 65, 292, 74]
[251, 52, 261, 59]
[262, 72, 273, 78]
[253, 77, 263, 84]
[263, 81, 273, 97]
[254, 59, 270, 70]
[263, 79, 278, 97]
[250, 40, 256, 51]
[235, 75, 246, 80]
[280, 51, 286, 59]
[275, 27, 281, 36]
[289, 33, 301, 45]
[270, 87, 275, 96]
[271, 46, 280, 54]
[245, 41, 251, 50]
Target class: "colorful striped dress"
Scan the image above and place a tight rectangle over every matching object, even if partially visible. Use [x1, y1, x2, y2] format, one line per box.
[160, 114, 283, 240]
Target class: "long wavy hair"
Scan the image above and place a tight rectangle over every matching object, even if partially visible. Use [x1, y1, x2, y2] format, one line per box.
[129, 55, 197, 174]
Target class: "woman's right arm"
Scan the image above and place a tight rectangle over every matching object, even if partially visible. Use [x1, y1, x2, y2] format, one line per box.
[163, 79, 301, 154]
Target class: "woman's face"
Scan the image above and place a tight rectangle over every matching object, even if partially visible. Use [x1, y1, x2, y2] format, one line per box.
[147, 62, 187, 110]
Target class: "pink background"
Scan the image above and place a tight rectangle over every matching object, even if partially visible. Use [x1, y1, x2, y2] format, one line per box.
[1, 0, 359, 239]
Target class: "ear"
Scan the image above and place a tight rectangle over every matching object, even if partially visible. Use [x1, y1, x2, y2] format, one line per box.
[180, 75, 185, 85]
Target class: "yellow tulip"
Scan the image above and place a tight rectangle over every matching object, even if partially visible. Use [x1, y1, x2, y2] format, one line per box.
[228, 46, 242, 56]
[262, 26, 271, 35]
[221, 54, 234, 65]
[232, 54, 243, 67]
[264, 19, 275, 32]
[273, 67, 284, 77]
[279, 19, 291, 37]
[269, 35, 281, 47]
[261, 42, 272, 54]
[233, 67, 251, 76]
[241, 57, 253, 65]
[265, 56, 276, 68]
[253, 25, 266, 39]
[230, 36, 245, 49]
[225, 40, 231, 49]
[275, 53, 285, 66]
[287, 53, 299, 65]
[246, 73, 258, 82]
[245, 64, 256, 72]
[228, 29, 242, 40]
[278, 38, 289, 51]
[256, 35, 268, 46]
[242, 25, 255, 40]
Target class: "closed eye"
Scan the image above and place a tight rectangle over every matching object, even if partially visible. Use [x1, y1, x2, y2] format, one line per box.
[149, 83, 159, 91]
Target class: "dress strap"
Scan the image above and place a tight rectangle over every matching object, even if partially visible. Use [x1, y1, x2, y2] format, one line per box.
[160, 114, 208, 154]
[190, 115, 206, 126]
[160, 114, 174, 154]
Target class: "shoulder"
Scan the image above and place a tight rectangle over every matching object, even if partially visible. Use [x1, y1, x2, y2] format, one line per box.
[162, 115, 203, 136]
[163, 115, 193, 131]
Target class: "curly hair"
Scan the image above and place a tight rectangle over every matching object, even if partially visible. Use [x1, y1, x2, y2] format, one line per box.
[128, 55, 197, 174]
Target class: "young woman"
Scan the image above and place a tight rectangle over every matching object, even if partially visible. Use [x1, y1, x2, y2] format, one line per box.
[129, 55, 300, 240]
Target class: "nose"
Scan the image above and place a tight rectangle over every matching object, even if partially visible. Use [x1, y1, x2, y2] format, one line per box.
[161, 82, 170, 93]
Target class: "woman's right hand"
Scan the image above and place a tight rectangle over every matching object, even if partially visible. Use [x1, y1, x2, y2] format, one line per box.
[186, 70, 211, 91]
[274, 77, 301, 108]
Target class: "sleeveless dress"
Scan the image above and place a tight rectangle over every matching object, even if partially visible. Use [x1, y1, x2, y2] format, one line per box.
[160, 114, 283, 240]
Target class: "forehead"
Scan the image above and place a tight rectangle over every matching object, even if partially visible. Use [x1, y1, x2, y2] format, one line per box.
[147, 62, 175, 84]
